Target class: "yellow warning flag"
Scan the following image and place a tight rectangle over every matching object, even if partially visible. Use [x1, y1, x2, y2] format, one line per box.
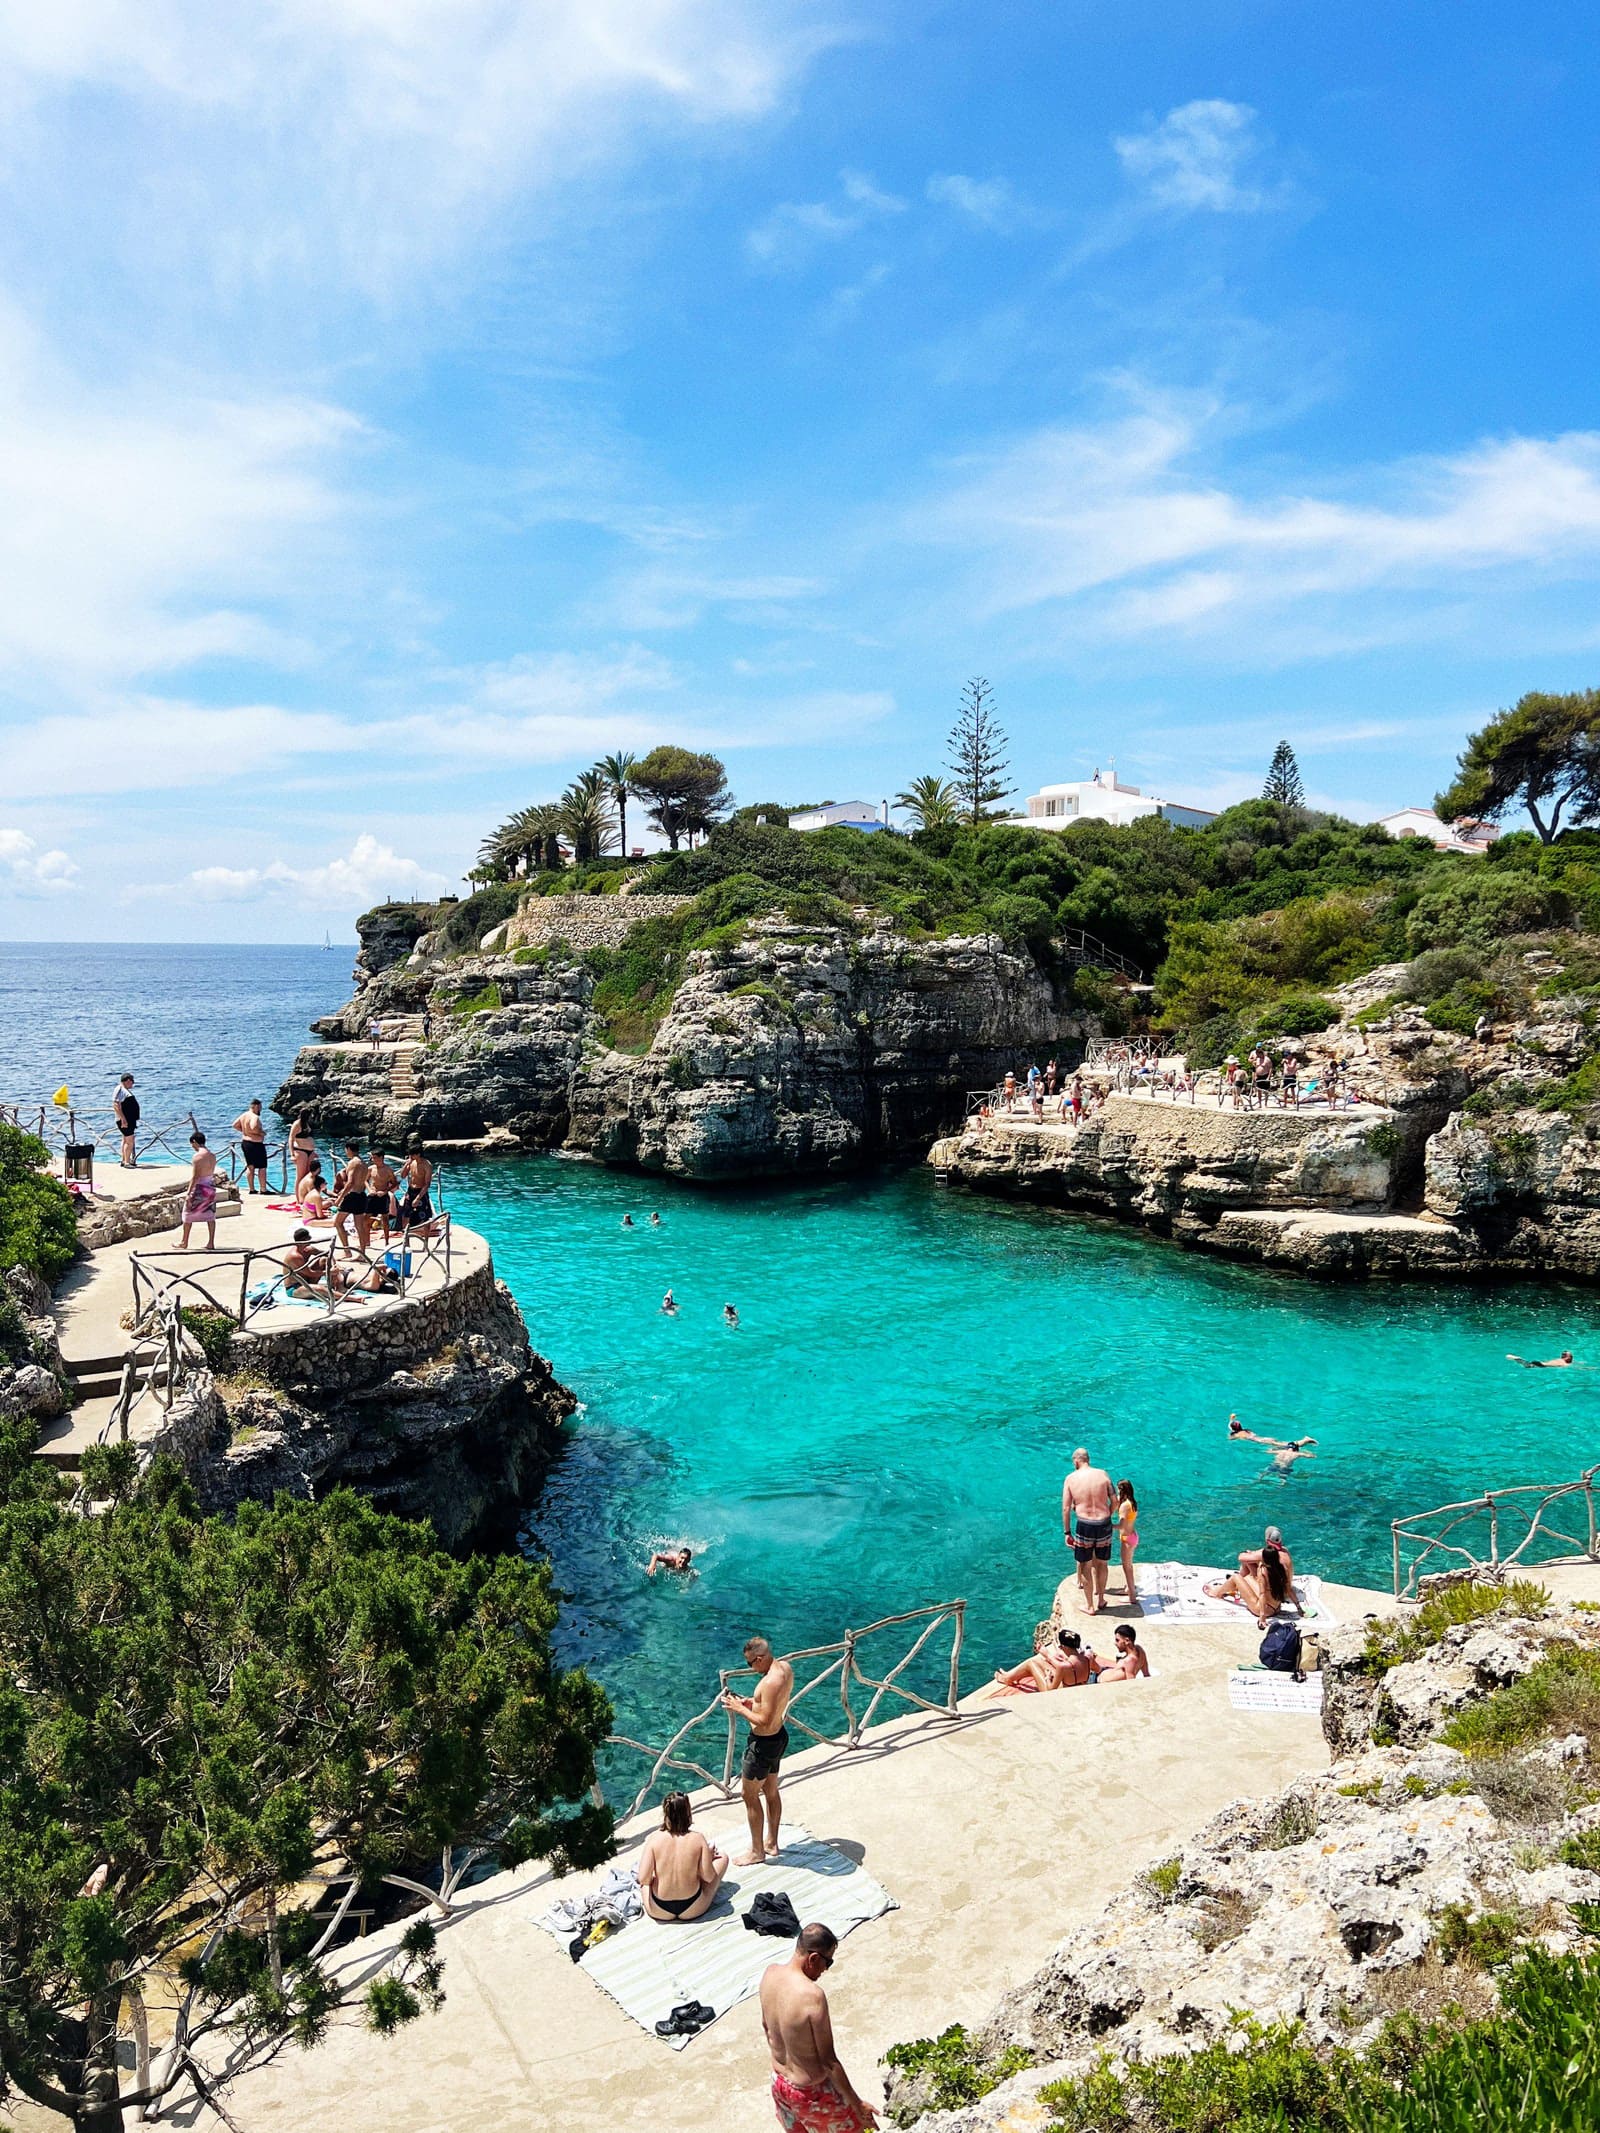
[52, 1085, 70, 1107]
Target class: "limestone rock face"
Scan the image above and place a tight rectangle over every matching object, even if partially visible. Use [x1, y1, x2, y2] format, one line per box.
[566, 922, 1087, 1181]
[277, 919, 1094, 1183]
[0, 1263, 69, 1422]
[171, 1277, 575, 1551]
[933, 1099, 1406, 1235]
[894, 1593, 1600, 2132]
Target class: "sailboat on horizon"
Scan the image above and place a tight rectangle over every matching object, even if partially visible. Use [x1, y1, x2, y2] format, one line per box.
[323, 930, 332, 951]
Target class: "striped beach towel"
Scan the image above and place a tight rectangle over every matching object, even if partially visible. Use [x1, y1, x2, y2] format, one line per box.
[1227, 1668, 1325, 1714]
[565, 1826, 896, 2048]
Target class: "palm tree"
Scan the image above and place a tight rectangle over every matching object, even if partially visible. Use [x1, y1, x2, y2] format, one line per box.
[894, 774, 961, 832]
[525, 802, 566, 872]
[559, 786, 618, 865]
[596, 750, 640, 857]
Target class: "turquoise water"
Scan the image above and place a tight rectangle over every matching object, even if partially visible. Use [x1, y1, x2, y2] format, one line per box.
[446, 1156, 1600, 1761]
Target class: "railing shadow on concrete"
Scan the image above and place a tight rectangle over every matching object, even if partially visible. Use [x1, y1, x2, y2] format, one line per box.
[128, 1216, 455, 1330]
[1391, 1466, 1600, 1598]
[604, 1600, 966, 1824]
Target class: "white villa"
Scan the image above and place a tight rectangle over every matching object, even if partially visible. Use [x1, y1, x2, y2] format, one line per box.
[789, 801, 889, 833]
[1014, 769, 1217, 832]
[1375, 807, 1499, 854]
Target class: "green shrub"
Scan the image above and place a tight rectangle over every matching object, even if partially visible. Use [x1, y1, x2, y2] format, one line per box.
[1254, 991, 1338, 1038]
[1533, 1052, 1600, 1115]
[0, 1124, 78, 1284]
[1143, 1856, 1183, 1903]
[437, 884, 520, 953]
[1559, 1827, 1600, 1875]
[1405, 870, 1567, 954]
[1402, 947, 1487, 1004]
[1366, 1122, 1403, 1161]
[450, 981, 504, 1017]
[179, 1308, 235, 1372]
[1434, 1904, 1527, 1970]
[881, 2025, 1032, 2118]
[1043, 2019, 1357, 2132]
[1442, 1644, 1600, 1756]
[1423, 981, 1495, 1034]
[1365, 1579, 1548, 1673]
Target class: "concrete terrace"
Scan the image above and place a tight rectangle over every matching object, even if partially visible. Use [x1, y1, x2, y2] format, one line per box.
[38, 1162, 483, 1465]
[175, 1573, 1401, 2133]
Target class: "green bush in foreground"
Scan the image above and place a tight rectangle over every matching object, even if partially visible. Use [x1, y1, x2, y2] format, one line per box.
[1037, 1948, 1600, 2131]
[1442, 1643, 1600, 1755]
[882, 2025, 1032, 2120]
[0, 1123, 77, 1285]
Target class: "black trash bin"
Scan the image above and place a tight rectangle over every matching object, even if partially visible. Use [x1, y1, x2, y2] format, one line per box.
[65, 1142, 95, 1185]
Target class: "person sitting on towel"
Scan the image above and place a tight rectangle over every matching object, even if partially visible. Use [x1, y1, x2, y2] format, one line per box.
[992, 1627, 1099, 1693]
[1097, 1624, 1149, 1682]
[637, 1791, 729, 1924]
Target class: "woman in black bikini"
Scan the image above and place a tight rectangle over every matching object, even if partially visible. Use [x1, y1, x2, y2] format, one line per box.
[636, 1793, 728, 1922]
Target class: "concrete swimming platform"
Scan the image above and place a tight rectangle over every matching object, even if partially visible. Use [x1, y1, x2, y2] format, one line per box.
[177, 1573, 1404, 2133]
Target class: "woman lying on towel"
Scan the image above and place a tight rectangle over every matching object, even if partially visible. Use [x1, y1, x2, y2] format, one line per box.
[993, 1627, 1100, 1693]
[637, 1792, 729, 1923]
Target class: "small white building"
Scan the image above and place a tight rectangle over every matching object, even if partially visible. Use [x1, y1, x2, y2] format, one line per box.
[1014, 769, 1217, 833]
[1376, 808, 1499, 855]
[788, 801, 888, 834]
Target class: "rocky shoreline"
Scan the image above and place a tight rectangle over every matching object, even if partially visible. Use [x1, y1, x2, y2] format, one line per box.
[276, 906, 1098, 1183]
[932, 959, 1600, 1283]
[885, 1573, 1600, 2130]
[145, 1262, 575, 1552]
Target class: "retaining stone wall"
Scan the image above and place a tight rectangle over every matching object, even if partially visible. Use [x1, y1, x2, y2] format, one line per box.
[234, 1256, 501, 1394]
[508, 893, 692, 954]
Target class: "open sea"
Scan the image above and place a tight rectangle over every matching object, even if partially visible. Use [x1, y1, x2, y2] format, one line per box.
[6, 940, 1599, 1782]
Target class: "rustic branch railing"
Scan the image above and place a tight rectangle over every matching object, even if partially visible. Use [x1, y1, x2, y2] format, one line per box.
[217, 1136, 294, 1192]
[1391, 1465, 1600, 1598]
[604, 1600, 966, 1823]
[128, 1216, 454, 1329]
[96, 1294, 189, 1449]
[1, 1100, 200, 1163]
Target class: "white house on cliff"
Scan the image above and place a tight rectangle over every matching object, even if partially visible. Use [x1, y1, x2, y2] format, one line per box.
[1014, 769, 1217, 832]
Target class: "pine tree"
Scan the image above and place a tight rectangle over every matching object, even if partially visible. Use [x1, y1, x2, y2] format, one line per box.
[946, 678, 1013, 826]
[1263, 741, 1305, 810]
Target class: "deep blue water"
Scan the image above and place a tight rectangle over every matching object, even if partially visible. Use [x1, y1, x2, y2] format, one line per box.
[0, 940, 349, 1140]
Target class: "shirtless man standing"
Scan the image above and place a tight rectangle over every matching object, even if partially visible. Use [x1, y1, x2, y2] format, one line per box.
[333, 1142, 373, 1257]
[761, 1924, 877, 2132]
[1064, 1447, 1117, 1616]
[722, 1634, 795, 1865]
[232, 1098, 269, 1194]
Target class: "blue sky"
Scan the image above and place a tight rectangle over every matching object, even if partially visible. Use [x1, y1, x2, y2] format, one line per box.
[3, 0, 1599, 940]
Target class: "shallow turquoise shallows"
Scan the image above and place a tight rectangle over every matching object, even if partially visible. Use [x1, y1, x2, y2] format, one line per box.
[445, 1157, 1599, 1767]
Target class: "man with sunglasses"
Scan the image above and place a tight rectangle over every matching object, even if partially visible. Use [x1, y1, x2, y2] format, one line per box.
[760, 1923, 877, 2131]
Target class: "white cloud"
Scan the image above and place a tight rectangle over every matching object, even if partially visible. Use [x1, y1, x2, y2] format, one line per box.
[0, 0, 831, 296]
[148, 833, 449, 908]
[926, 174, 1025, 232]
[923, 394, 1600, 657]
[1114, 100, 1274, 214]
[3, 698, 362, 799]
[0, 827, 78, 895]
[0, 304, 356, 688]
[746, 170, 907, 270]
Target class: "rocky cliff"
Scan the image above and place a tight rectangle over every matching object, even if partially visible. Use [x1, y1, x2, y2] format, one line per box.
[275, 911, 1098, 1183]
[151, 1262, 575, 1552]
[930, 961, 1600, 1284]
[887, 1575, 1600, 2130]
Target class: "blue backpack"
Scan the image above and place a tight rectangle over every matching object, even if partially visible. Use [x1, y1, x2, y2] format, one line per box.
[1259, 1621, 1303, 1676]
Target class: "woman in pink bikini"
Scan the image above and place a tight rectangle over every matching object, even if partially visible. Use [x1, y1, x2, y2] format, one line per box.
[1116, 1478, 1139, 1602]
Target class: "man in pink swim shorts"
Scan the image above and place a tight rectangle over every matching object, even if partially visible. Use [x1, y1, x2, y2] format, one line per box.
[760, 1923, 877, 2131]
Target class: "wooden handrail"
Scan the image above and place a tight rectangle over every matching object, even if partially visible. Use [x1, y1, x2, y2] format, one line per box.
[603, 1600, 966, 1822]
[1391, 1465, 1600, 1597]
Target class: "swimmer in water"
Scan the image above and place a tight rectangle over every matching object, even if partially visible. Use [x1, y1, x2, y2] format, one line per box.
[662, 1289, 678, 1315]
[647, 1546, 693, 1576]
[1508, 1350, 1576, 1368]
[650, 1211, 662, 1227]
[622, 1214, 635, 1228]
[723, 1303, 739, 1327]
[1229, 1415, 1316, 1471]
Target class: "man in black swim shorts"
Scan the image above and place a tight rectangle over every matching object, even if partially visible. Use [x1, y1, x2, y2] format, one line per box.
[722, 1635, 795, 1864]
[1064, 1446, 1117, 1616]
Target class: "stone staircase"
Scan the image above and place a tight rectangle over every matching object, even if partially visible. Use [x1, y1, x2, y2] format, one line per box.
[390, 1052, 421, 1100]
[37, 1349, 158, 1469]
